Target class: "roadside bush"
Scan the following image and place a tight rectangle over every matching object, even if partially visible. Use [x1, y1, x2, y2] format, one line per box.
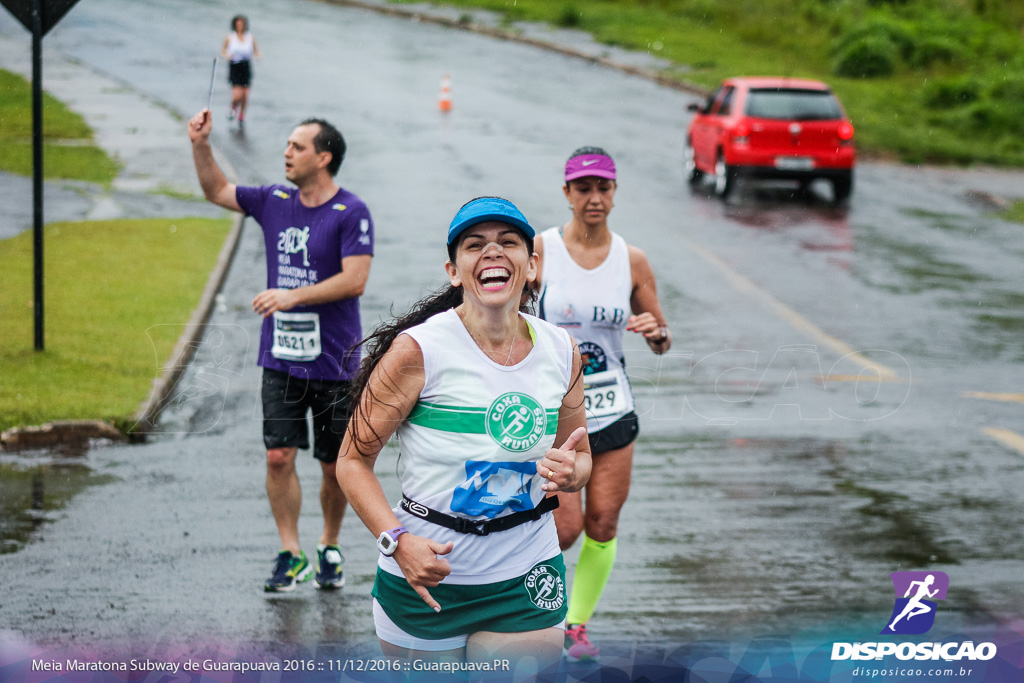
[832, 19, 915, 62]
[990, 76, 1024, 105]
[908, 36, 966, 68]
[937, 99, 1023, 137]
[982, 32, 1023, 62]
[965, 101, 1023, 134]
[970, 100, 1019, 135]
[922, 77, 982, 109]
[832, 35, 898, 78]
[556, 4, 581, 27]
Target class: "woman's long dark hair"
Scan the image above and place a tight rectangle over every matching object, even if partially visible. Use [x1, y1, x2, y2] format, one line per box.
[351, 281, 464, 413]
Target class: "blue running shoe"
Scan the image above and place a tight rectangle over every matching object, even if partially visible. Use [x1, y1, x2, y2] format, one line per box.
[315, 544, 345, 589]
[264, 550, 311, 592]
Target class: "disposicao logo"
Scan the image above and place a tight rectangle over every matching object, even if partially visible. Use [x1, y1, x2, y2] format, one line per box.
[831, 570, 997, 663]
[882, 570, 949, 635]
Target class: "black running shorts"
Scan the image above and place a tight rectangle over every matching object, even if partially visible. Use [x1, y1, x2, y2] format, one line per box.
[589, 410, 639, 454]
[228, 60, 252, 87]
[261, 368, 353, 463]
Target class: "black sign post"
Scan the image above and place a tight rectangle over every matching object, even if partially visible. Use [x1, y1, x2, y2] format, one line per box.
[1, 0, 83, 351]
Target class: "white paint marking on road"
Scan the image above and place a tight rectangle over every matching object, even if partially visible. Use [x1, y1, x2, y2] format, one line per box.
[681, 238, 902, 381]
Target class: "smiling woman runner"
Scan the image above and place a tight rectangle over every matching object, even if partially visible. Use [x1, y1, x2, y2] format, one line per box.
[535, 147, 671, 662]
[336, 197, 592, 667]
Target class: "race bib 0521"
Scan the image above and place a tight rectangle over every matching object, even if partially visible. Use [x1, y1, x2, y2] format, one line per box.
[271, 311, 321, 362]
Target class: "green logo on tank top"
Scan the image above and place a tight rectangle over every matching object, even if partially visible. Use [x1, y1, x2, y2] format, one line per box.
[524, 563, 565, 611]
[486, 392, 546, 452]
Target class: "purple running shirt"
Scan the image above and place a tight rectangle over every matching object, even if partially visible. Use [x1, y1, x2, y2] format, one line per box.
[237, 184, 374, 381]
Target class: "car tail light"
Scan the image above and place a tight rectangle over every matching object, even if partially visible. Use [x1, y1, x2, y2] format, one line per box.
[733, 122, 750, 143]
[838, 122, 854, 142]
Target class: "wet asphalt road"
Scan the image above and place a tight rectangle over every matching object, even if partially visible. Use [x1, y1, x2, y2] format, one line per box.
[2, 0, 1023, 660]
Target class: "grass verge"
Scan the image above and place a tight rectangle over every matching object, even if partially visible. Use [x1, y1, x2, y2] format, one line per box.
[0, 217, 233, 433]
[389, 0, 1024, 166]
[1005, 201, 1024, 225]
[0, 68, 119, 183]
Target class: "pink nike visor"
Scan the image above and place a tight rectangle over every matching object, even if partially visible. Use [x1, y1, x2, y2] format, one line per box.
[565, 154, 616, 182]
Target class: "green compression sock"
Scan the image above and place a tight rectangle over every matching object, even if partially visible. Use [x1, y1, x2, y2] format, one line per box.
[566, 534, 617, 626]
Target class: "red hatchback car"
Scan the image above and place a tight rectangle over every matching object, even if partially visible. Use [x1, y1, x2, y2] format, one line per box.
[685, 77, 855, 202]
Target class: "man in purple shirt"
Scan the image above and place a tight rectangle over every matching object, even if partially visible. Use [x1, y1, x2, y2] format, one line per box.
[188, 108, 373, 592]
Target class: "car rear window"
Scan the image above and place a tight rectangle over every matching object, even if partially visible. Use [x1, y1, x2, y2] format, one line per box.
[745, 89, 843, 120]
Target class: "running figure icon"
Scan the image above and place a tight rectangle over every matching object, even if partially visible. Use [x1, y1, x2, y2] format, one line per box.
[888, 574, 939, 631]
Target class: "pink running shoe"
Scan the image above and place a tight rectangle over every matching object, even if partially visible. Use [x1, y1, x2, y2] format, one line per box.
[564, 624, 600, 662]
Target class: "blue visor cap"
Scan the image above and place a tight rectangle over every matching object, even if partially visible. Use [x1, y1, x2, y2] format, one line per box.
[447, 197, 535, 246]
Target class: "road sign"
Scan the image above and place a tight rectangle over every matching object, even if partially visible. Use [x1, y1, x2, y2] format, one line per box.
[1, 0, 85, 350]
[0, 0, 81, 36]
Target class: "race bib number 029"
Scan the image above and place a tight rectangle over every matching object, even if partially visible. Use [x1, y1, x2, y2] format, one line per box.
[583, 369, 624, 419]
[271, 312, 321, 362]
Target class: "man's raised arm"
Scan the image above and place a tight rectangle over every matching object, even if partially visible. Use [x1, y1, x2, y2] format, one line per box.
[188, 109, 242, 212]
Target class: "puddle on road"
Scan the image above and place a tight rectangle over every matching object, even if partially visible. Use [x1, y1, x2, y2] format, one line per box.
[854, 230, 989, 295]
[0, 446, 117, 555]
[832, 479, 958, 565]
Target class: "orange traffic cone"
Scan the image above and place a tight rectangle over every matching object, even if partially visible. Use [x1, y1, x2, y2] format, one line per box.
[438, 74, 452, 112]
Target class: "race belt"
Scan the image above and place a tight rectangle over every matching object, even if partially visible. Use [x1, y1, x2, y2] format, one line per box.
[400, 494, 559, 536]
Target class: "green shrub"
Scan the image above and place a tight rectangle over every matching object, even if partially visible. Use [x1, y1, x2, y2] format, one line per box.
[556, 4, 581, 27]
[832, 19, 915, 62]
[990, 76, 1024, 105]
[983, 32, 1022, 62]
[966, 101, 1024, 135]
[923, 77, 982, 109]
[833, 35, 898, 78]
[937, 99, 1023, 137]
[909, 36, 966, 68]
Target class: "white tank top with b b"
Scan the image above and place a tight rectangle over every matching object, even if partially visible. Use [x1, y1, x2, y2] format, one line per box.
[539, 226, 635, 433]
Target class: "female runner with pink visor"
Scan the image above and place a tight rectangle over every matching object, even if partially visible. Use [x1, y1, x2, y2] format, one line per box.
[534, 147, 672, 662]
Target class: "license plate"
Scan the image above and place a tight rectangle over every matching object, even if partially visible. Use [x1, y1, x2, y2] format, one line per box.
[775, 156, 814, 170]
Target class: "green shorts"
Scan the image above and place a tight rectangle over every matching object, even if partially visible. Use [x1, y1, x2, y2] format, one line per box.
[372, 556, 568, 641]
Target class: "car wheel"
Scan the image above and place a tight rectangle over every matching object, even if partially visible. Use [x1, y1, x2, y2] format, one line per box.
[684, 142, 704, 185]
[832, 171, 853, 204]
[714, 152, 736, 198]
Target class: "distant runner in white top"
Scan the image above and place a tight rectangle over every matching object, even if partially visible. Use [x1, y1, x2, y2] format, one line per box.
[221, 14, 261, 128]
[534, 146, 671, 663]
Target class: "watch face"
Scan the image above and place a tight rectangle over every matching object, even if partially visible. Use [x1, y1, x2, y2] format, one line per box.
[380, 535, 394, 551]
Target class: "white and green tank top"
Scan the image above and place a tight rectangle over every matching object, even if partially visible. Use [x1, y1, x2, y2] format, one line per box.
[538, 227, 635, 432]
[379, 308, 574, 584]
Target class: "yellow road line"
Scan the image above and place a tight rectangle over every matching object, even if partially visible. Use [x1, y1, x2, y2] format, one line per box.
[963, 392, 1024, 404]
[682, 238, 902, 380]
[815, 374, 904, 383]
[982, 428, 1024, 456]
